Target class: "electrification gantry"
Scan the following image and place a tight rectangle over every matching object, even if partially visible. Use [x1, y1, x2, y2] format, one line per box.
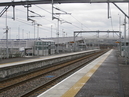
[0, 0, 128, 7]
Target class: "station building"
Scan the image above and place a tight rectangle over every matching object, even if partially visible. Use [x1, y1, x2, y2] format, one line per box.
[0, 36, 119, 58]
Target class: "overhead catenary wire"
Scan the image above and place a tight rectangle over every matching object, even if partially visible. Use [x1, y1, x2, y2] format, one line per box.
[35, 4, 91, 31]
[2, 10, 55, 30]
[0, 4, 118, 39]
[1, 14, 58, 37]
[2, 15, 33, 26]
[108, 4, 120, 38]
[54, 4, 92, 31]
[16, 7, 56, 25]
[0, 10, 88, 39]
[34, 5, 52, 14]
[70, 15, 92, 31]
[109, 5, 114, 31]
[13, 8, 57, 30]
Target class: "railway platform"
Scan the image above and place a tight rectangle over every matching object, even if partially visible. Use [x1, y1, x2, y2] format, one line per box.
[0, 49, 99, 79]
[38, 49, 129, 97]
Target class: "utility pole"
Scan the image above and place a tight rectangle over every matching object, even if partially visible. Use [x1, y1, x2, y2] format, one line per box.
[5, 26, 9, 58]
[52, 0, 71, 53]
[37, 24, 42, 40]
[29, 31, 30, 39]
[118, 14, 122, 55]
[74, 32, 76, 51]
[124, 16, 127, 65]
[22, 29, 24, 40]
[37, 24, 39, 40]
[119, 31, 122, 56]
[4, 10, 9, 58]
[57, 18, 59, 47]
[97, 31, 100, 48]
[18, 26, 20, 39]
[51, 25, 53, 38]
[128, 3, 129, 47]
[18, 26, 20, 49]
[26, 5, 44, 40]
[33, 21, 36, 40]
[124, 16, 126, 52]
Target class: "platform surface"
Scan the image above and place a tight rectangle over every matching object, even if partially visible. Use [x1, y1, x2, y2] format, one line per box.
[74, 49, 123, 97]
[38, 49, 126, 97]
[38, 49, 129, 97]
[0, 49, 97, 68]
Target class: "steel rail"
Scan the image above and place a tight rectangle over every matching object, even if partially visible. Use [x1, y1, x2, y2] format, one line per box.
[0, 50, 108, 97]
[21, 50, 108, 97]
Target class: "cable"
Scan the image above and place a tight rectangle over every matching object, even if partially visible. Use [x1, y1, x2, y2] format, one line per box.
[109, 5, 114, 31]
[1, 4, 98, 38]
[54, 4, 91, 31]
[35, 5, 52, 14]
[16, 18, 32, 26]
[35, 4, 90, 32]
[40, 16, 56, 25]
[108, 5, 118, 38]
[26, 5, 56, 25]
[1, 10, 33, 26]
[35, 4, 83, 31]
[16, 8, 26, 13]
[1, 13, 58, 38]
[71, 23, 82, 29]
[70, 15, 92, 31]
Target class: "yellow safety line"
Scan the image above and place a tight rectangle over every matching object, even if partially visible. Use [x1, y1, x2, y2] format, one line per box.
[61, 51, 112, 97]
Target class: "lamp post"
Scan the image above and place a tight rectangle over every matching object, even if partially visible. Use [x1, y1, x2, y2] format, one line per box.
[37, 23, 42, 40]
[33, 21, 36, 40]
[3, 10, 9, 58]
[26, 32, 28, 39]
[22, 29, 24, 40]
[51, 25, 53, 38]
[123, 16, 127, 65]
[29, 31, 30, 40]
[118, 14, 122, 55]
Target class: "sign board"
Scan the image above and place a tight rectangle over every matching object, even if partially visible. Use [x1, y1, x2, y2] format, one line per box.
[115, 41, 120, 43]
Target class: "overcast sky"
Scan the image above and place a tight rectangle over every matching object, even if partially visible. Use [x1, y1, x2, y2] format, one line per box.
[0, 0, 128, 39]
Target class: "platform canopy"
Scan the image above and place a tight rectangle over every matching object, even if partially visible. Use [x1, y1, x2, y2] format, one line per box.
[0, 0, 128, 6]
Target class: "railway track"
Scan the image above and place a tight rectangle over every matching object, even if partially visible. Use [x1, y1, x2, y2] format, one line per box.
[0, 50, 108, 97]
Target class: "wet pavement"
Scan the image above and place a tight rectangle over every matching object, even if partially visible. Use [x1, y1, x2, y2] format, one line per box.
[75, 50, 129, 97]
